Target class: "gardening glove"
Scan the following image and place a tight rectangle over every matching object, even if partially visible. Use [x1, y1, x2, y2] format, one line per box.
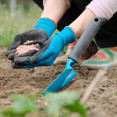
[6, 18, 56, 61]
[13, 27, 75, 68]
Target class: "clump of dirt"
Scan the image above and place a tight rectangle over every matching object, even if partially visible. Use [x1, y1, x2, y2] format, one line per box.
[0, 48, 117, 117]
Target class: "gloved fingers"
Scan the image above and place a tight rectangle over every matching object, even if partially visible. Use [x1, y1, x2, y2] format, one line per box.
[7, 47, 38, 61]
[12, 62, 25, 69]
[14, 56, 31, 65]
[12, 62, 34, 69]
[35, 55, 55, 66]
[13, 50, 38, 64]
[30, 47, 53, 64]
[6, 49, 16, 56]
[30, 38, 52, 64]
[8, 53, 17, 60]
[15, 49, 39, 58]
[6, 39, 40, 58]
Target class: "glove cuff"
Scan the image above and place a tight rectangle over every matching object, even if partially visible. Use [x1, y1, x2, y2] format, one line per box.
[59, 27, 76, 46]
[33, 18, 57, 38]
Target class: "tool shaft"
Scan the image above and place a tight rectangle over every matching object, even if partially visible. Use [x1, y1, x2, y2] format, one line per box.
[69, 17, 107, 63]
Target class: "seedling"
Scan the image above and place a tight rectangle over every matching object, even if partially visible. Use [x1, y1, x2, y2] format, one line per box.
[1, 93, 40, 117]
[112, 90, 116, 96]
[44, 91, 87, 117]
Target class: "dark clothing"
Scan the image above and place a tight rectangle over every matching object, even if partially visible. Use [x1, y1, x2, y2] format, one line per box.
[33, 0, 117, 48]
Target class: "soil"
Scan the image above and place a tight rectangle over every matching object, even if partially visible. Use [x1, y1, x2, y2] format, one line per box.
[0, 48, 117, 117]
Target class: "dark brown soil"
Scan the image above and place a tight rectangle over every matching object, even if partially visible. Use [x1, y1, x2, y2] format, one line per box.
[0, 48, 117, 117]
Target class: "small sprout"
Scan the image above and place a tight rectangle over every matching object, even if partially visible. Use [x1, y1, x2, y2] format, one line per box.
[112, 90, 116, 96]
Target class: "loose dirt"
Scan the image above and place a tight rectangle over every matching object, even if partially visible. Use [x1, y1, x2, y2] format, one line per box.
[0, 48, 117, 117]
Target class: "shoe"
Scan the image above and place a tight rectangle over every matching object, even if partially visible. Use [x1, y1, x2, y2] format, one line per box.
[81, 47, 117, 68]
[54, 41, 77, 65]
[54, 41, 97, 65]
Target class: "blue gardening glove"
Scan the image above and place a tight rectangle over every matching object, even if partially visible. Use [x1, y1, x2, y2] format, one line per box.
[13, 27, 75, 68]
[6, 18, 56, 67]
[33, 18, 57, 38]
[6, 18, 56, 58]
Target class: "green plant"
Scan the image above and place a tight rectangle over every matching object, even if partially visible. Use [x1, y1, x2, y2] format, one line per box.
[45, 91, 87, 117]
[1, 91, 87, 117]
[1, 93, 40, 117]
[112, 90, 116, 96]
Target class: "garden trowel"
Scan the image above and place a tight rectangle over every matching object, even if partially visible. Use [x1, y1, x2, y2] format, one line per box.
[42, 17, 107, 95]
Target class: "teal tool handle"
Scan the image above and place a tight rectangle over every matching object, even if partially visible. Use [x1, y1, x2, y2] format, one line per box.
[68, 17, 108, 63]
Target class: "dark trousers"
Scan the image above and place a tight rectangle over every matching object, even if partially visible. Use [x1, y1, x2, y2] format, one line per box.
[33, 0, 117, 48]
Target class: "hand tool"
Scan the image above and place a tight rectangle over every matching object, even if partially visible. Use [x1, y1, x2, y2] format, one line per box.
[42, 17, 107, 95]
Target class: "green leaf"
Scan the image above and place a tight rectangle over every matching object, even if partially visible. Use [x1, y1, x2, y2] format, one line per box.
[45, 91, 78, 105]
[64, 101, 87, 117]
[1, 108, 16, 116]
[45, 104, 61, 115]
[11, 94, 39, 114]
[1, 94, 39, 116]
[45, 91, 87, 117]
[45, 91, 79, 115]
[27, 92, 41, 100]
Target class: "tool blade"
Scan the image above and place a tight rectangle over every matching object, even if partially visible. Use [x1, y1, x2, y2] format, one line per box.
[41, 69, 72, 95]
[61, 70, 76, 88]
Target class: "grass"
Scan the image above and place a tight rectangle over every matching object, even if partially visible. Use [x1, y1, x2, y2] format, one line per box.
[0, 3, 42, 47]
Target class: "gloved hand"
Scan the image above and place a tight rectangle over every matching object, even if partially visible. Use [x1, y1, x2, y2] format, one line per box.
[6, 18, 56, 66]
[6, 29, 48, 60]
[13, 27, 75, 68]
